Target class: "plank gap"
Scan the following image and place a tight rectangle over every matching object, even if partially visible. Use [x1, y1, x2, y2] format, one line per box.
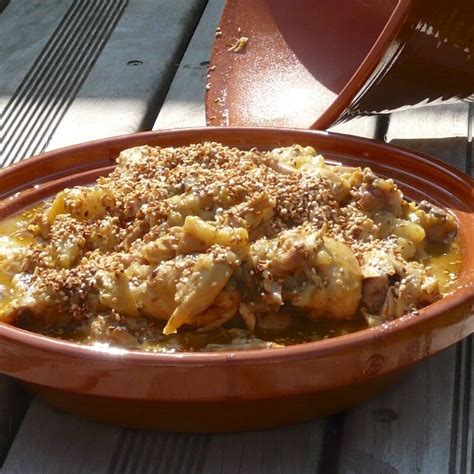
[139, 0, 209, 131]
[317, 412, 345, 474]
[449, 342, 464, 474]
[0, 0, 9, 14]
[0, 380, 31, 468]
[460, 337, 472, 474]
[1, 0, 129, 166]
[374, 114, 391, 142]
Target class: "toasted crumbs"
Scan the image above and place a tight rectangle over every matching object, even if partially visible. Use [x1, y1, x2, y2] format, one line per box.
[1, 141, 459, 352]
[227, 37, 249, 53]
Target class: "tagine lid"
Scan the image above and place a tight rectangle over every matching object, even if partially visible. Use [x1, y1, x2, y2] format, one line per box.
[205, 0, 412, 129]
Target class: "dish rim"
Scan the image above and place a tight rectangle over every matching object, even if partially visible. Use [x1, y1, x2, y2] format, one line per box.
[0, 126, 472, 367]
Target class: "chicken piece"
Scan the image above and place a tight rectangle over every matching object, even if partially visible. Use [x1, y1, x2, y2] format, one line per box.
[163, 250, 237, 334]
[269, 144, 319, 169]
[195, 288, 240, 331]
[182, 216, 248, 251]
[258, 225, 323, 277]
[47, 186, 114, 223]
[360, 249, 397, 313]
[225, 192, 275, 239]
[357, 171, 404, 217]
[306, 237, 362, 320]
[375, 212, 426, 247]
[361, 249, 397, 279]
[0, 236, 28, 277]
[142, 227, 182, 263]
[134, 257, 188, 321]
[167, 192, 215, 224]
[362, 275, 390, 313]
[97, 269, 138, 317]
[49, 215, 86, 268]
[376, 261, 441, 320]
[239, 303, 257, 331]
[304, 167, 351, 204]
[409, 201, 457, 243]
[277, 236, 361, 320]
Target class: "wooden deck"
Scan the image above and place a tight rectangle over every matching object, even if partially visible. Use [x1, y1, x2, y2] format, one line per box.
[0, 1, 472, 472]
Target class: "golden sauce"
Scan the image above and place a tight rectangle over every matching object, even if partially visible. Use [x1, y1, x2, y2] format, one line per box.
[0, 203, 462, 352]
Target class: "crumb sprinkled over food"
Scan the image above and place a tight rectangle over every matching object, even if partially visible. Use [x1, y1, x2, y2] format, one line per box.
[0, 143, 460, 351]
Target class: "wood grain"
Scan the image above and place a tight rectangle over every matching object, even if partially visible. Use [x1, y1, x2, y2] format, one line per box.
[46, 0, 207, 150]
[2, 400, 121, 474]
[0, 0, 73, 107]
[386, 103, 471, 172]
[154, 0, 225, 130]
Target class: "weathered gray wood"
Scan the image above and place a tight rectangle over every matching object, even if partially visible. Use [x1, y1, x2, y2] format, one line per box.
[386, 103, 471, 173]
[449, 338, 473, 474]
[154, 0, 225, 130]
[0, 377, 30, 465]
[2, 399, 121, 474]
[201, 422, 325, 474]
[45, 0, 207, 150]
[338, 103, 472, 474]
[339, 347, 458, 474]
[329, 116, 380, 140]
[0, 0, 73, 109]
[0, 0, 76, 457]
[2, 0, 130, 166]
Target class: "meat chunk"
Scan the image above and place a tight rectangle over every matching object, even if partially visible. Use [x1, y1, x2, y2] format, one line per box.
[410, 201, 457, 243]
[163, 250, 237, 334]
[362, 275, 389, 313]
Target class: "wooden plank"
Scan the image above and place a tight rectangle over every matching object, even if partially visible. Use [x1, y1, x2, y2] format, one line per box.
[2, 400, 121, 474]
[154, 0, 226, 130]
[339, 347, 458, 474]
[0, 0, 73, 108]
[2, 0, 130, 166]
[201, 422, 325, 474]
[0, 0, 76, 461]
[449, 338, 473, 474]
[338, 103, 472, 474]
[386, 103, 471, 172]
[0, 378, 30, 465]
[329, 116, 380, 140]
[27, 0, 206, 153]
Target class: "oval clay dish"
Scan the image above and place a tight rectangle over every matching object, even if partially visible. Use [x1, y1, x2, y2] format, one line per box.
[0, 128, 472, 432]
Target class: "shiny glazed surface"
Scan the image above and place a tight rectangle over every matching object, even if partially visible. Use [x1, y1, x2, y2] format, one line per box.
[0, 129, 471, 429]
[206, 0, 474, 129]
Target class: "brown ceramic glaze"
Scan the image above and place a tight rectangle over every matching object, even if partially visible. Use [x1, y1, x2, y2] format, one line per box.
[206, 0, 474, 129]
[0, 128, 472, 431]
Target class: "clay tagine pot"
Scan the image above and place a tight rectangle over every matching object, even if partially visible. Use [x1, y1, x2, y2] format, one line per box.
[0, 128, 472, 431]
[206, 0, 474, 129]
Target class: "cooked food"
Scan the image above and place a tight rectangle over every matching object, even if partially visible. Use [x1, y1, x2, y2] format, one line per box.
[0, 143, 461, 352]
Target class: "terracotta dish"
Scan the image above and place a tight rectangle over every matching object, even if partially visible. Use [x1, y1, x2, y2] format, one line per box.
[206, 0, 474, 129]
[0, 128, 472, 431]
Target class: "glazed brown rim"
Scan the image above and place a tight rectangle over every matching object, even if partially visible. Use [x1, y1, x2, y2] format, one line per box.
[313, 0, 412, 128]
[0, 127, 472, 367]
